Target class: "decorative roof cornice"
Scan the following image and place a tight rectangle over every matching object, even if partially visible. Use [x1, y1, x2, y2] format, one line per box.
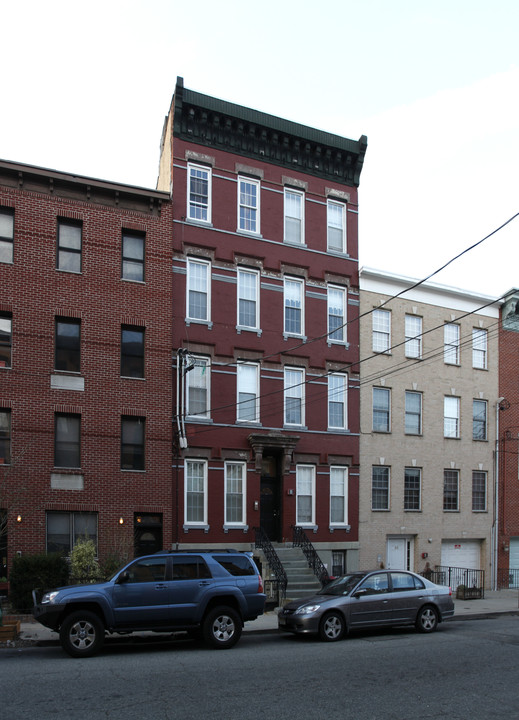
[172, 77, 367, 187]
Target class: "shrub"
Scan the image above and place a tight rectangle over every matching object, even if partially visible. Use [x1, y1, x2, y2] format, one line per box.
[9, 553, 69, 612]
[69, 538, 102, 584]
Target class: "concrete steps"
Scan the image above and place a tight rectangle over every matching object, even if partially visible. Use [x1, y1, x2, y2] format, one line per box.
[273, 546, 322, 601]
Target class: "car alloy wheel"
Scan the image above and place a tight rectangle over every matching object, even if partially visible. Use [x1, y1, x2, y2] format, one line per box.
[319, 611, 346, 642]
[60, 610, 105, 658]
[203, 606, 242, 649]
[415, 605, 439, 633]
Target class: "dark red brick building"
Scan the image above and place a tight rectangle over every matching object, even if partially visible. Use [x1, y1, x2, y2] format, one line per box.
[0, 160, 172, 578]
[158, 78, 367, 573]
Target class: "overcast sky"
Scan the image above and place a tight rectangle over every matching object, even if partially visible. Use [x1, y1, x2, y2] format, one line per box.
[2, 0, 518, 298]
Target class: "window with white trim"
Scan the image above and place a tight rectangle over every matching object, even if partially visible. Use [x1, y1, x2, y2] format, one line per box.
[443, 469, 459, 511]
[238, 177, 260, 234]
[328, 373, 348, 430]
[185, 459, 207, 525]
[405, 391, 422, 435]
[472, 470, 487, 511]
[225, 461, 246, 526]
[328, 285, 347, 343]
[405, 315, 422, 358]
[237, 267, 260, 330]
[330, 466, 348, 525]
[237, 362, 259, 423]
[188, 164, 211, 223]
[473, 399, 487, 440]
[284, 188, 304, 244]
[187, 258, 211, 323]
[0, 208, 14, 264]
[372, 466, 390, 510]
[373, 387, 390, 432]
[284, 277, 304, 336]
[327, 199, 346, 252]
[472, 328, 487, 369]
[404, 468, 421, 510]
[444, 323, 460, 365]
[296, 465, 315, 525]
[444, 396, 460, 438]
[187, 357, 210, 418]
[284, 367, 304, 426]
[372, 309, 391, 353]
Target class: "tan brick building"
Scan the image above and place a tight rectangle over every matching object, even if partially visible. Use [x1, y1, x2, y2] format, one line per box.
[359, 268, 500, 588]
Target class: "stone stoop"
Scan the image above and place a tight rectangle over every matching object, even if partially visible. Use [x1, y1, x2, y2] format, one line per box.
[274, 546, 322, 602]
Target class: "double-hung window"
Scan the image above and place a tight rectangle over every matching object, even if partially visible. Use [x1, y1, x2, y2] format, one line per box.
[372, 309, 391, 353]
[284, 367, 304, 426]
[237, 362, 259, 423]
[404, 468, 421, 510]
[237, 268, 260, 330]
[122, 231, 145, 282]
[185, 459, 207, 525]
[328, 285, 346, 343]
[57, 220, 82, 273]
[328, 373, 348, 430]
[296, 465, 315, 525]
[373, 387, 390, 432]
[121, 416, 145, 470]
[444, 396, 460, 438]
[284, 277, 304, 336]
[372, 466, 390, 510]
[330, 466, 348, 526]
[121, 325, 145, 378]
[0, 208, 14, 263]
[238, 177, 260, 234]
[54, 413, 81, 468]
[443, 470, 459, 511]
[405, 391, 422, 435]
[284, 188, 304, 244]
[472, 328, 487, 369]
[405, 315, 422, 358]
[472, 470, 487, 511]
[0, 409, 11, 465]
[473, 399, 487, 440]
[0, 313, 12, 368]
[444, 323, 460, 365]
[187, 258, 211, 323]
[188, 164, 211, 223]
[327, 199, 346, 252]
[55, 318, 81, 373]
[225, 461, 246, 526]
[46, 511, 97, 554]
[187, 357, 210, 418]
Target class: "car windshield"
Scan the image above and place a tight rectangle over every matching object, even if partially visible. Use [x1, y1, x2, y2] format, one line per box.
[318, 573, 366, 596]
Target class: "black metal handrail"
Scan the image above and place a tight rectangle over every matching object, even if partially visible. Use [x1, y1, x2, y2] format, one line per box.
[291, 525, 330, 586]
[497, 567, 519, 589]
[253, 527, 287, 601]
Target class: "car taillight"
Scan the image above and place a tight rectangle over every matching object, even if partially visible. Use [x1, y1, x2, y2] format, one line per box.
[257, 574, 264, 593]
[448, 587, 452, 596]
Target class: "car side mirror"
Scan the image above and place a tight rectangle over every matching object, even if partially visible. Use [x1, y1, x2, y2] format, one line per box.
[353, 588, 367, 598]
[117, 571, 130, 584]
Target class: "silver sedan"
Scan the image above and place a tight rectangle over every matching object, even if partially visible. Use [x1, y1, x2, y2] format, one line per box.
[278, 570, 454, 641]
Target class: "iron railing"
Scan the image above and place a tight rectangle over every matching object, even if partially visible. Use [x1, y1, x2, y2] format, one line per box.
[497, 567, 519, 589]
[253, 527, 287, 601]
[428, 566, 485, 598]
[291, 525, 330, 586]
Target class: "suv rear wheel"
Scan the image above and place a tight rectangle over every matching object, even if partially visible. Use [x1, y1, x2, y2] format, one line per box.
[60, 610, 105, 658]
[203, 606, 242, 649]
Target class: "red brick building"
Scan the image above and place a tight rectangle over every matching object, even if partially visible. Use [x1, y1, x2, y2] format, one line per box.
[497, 291, 519, 587]
[158, 78, 367, 573]
[0, 160, 172, 578]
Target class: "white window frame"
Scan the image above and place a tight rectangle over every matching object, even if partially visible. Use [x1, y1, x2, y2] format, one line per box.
[327, 198, 346, 253]
[472, 470, 487, 512]
[404, 467, 421, 511]
[443, 469, 459, 511]
[224, 461, 247, 527]
[372, 309, 391, 353]
[184, 459, 208, 527]
[187, 356, 211, 419]
[284, 367, 305, 427]
[0, 208, 14, 264]
[330, 466, 348, 527]
[237, 176, 260, 234]
[444, 323, 460, 365]
[444, 396, 460, 438]
[296, 464, 315, 526]
[328, 373, 348, 430]
[284, 188, 304, 244]
[284, 276, 304, 337]
[186, 257, 211, 324]
[405, 315, 422, 358]
[472, 328, 488, 369]
[372, 466, 390, 511]
[373, 387, 391, 433]
[237, 267, 260, 331]
[187, 163, 211, 223]
[405, 391, 422, 435]
[328, 285, 347, 344]
[237, 362, 260, 423]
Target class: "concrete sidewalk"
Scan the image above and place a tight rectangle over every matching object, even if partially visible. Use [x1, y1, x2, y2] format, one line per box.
[8, 588, 518, 646]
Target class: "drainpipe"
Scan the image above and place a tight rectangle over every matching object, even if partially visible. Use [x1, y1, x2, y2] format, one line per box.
[493, 397, 504, 590]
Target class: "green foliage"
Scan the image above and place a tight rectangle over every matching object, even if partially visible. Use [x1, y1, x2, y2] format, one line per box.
[9, 553, 69, 612]
[69, 538, 102, 585]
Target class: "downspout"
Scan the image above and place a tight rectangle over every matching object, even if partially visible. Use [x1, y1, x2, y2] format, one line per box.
[493, 398, 504, 590]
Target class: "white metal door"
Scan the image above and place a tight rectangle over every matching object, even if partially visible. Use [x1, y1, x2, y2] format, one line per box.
[509, 537, 519, 588]
[386, 537, 411, 570]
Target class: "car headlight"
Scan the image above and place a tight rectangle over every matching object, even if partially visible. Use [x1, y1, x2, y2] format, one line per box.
[41, 591, 60, 604]
[294, 604, 321, 615]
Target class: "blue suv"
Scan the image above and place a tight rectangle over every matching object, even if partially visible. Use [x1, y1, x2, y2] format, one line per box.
[33, 550, 265, 657]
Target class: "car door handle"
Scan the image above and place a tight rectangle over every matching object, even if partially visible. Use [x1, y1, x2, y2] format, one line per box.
[155, 584, 168, 590]
[199, 581, 210, 586]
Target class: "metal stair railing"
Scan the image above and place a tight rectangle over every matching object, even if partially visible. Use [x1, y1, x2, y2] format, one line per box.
[253, 527, 287, 601]
[291, 525, 330, 586]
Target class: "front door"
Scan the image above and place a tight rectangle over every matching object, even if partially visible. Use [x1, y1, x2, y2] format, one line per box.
[260, 454, 281, 541]
[386, 536, 411, 570]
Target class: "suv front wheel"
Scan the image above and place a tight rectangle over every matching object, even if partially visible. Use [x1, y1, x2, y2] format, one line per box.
[203, 606, 242, 649]
[60, 610, 105, 658]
